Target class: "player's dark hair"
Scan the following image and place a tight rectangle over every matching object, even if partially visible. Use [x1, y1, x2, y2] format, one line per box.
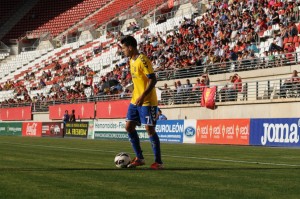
[121, 35, 137, 48]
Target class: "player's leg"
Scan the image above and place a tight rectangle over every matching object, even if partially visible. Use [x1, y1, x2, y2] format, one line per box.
[140, 106, 163, 169]
[126, 103, 145, 167]
[146, 125, 163, 169]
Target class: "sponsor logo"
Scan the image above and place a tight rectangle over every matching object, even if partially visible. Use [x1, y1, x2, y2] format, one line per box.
[156, 123, 184, 133]
[184, 126, 196, 137]
[50, 125, 61, 134]
[26, 123, 37, 136]
[261, 122, 300, 145]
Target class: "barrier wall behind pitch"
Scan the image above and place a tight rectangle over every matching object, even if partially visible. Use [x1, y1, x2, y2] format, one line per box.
[91, 118, 300, 147]
[0, 118, 299, 147]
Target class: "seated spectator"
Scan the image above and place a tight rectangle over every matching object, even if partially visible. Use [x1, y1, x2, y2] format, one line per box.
[289, 22, 298, 37]
[84, 74, 93, 88]
[24, 72, 30, 81]
[39, 79, 46, 89]
[269, 34, 283, 52]
[247, 41, 259, 53]
[279, 70, 300, 98]
[68, 57, 76, 68]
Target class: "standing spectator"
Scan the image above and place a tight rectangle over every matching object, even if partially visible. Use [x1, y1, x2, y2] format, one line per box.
[63, 110, 70, 136]
[69, 109, 76, 122]
[175, 80, 185, 104]
[160, 83, 172, 105]
[157, 108, 167, 120]
[233, 73, 243, 93]
[185, 79, 193, 103]
[185, 79, 193, 92]
[192, 78, 206, 103]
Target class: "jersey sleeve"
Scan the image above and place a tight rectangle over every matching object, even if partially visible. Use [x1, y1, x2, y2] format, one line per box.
[140, 55, 155, 78]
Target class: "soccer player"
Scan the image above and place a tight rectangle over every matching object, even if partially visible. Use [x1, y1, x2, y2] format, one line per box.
[121, 35, 163, 169]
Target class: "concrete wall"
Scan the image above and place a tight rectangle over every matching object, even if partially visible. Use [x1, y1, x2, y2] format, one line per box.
[33, 112, 52, 122]
[161, 100, 300, 120]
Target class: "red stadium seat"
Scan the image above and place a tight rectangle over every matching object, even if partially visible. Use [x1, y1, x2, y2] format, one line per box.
[283, 37, 289, 44]
[293, 36, 298, 43]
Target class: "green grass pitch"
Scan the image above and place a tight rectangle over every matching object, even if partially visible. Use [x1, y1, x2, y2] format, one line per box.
[0, 136, 299, 199]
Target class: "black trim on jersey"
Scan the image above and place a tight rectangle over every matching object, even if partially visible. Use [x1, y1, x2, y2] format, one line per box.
[146, 73, 156, 79]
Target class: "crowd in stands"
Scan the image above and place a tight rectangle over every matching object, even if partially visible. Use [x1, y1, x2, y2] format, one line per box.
[1, 0, 300, 107]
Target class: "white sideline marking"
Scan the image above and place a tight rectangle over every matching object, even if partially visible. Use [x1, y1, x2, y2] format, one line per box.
[1, 141, 300, 167]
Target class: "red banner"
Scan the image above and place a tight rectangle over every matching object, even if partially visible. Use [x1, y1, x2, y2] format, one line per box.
[0, 106, 32, 121]
[22, 122, 42, 137]
[96, 100, 130, 118]
[201, 86, 217, 109]
[42, 122, 64, 137]
[196, 119, 250, 145]
[49, 103, 95, 120]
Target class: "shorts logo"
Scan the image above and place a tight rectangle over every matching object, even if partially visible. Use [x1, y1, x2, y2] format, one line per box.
[150, 106, 157, 121]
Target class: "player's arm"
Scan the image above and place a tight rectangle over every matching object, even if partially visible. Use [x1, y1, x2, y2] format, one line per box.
[135, 74, 157, 106]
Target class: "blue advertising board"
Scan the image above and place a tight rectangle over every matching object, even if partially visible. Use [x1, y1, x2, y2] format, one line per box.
[250, 118, 300, 147]
[155, 120, 184, 143]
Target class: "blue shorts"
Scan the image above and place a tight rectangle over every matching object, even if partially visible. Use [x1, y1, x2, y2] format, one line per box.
[126, 103, 157, 126]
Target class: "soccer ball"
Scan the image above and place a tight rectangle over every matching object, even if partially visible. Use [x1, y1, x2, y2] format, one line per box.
[114, 152, 131, 168]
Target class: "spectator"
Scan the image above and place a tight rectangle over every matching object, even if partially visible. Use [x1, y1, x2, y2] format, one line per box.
[159, 83, 172, 105]
[233, 73, 243, 93]
[175, 80, 185, 104]
[63, 110, 69, 124]
[39, 79, 46, 89]
[269, 34, 283, 52]
[202, 73, 210, 86]
[279, 70, 300, 98]
[185, 79, 193, 92]
[192, 78, 207, 103]
[247, 41, 259, 53]
[69, 109, 76, 122]
[157, 108, 167, 120]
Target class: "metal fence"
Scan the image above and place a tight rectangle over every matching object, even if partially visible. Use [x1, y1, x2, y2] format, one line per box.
[156, 52, 300, 81]
[1, 77, 298, 112]
[159, 77, 298, 105]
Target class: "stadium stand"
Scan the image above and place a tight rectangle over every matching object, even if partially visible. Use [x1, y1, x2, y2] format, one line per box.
[0, 0, 26, 26]
[1, 0, 300, 111]
[1, 0, 109, 42]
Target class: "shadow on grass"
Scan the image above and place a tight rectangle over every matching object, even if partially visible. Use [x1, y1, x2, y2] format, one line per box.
[0, 167, 299, 172]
